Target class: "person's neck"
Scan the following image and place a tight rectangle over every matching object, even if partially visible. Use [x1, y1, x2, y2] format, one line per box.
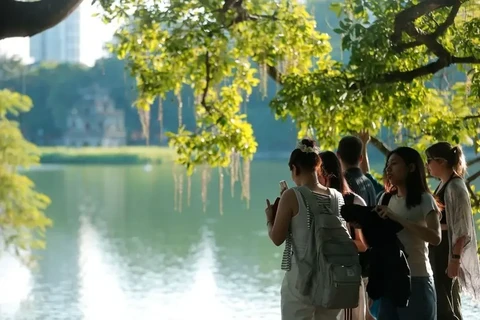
[298, 173, 323, 189]
[342, 163, 359, 171]
[396, 184, 407, 198]
[438, 168, 455, 184]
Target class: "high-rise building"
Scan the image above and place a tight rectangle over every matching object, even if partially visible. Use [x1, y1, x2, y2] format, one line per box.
[30, 8, 81, 63]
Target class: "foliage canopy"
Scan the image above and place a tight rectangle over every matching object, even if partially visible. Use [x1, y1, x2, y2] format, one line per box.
[0, 89, 51, 263]
[100, 0, 480, 208]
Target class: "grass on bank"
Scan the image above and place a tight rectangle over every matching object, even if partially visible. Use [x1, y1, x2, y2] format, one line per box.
[39, 147, 176, 165]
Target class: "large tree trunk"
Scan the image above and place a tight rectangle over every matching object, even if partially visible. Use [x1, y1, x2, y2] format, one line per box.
[0, 0, 84, 40]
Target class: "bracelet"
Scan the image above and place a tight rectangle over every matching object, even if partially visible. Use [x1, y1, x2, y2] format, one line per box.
[452, 254, 461, 260]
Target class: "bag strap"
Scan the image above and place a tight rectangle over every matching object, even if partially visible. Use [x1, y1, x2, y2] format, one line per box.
[296, 186, 322, 214]
[290, 186, 324, 265]
[381, 192, 392, 206]
[343, 193, 355, 206]
[328, 187, 340, 217]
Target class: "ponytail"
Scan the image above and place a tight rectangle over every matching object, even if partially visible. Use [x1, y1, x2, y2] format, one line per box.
[450, 145, 467, 177]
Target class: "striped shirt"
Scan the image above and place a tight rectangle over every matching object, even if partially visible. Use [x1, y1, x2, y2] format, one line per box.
[281, 191, 344, 271]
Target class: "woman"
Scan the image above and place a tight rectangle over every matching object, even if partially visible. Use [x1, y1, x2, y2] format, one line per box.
[318, 151, 368, 320]
[264, 139, 344, 320]
[426, 142, 480, 320]
[375, 147, 441, 320]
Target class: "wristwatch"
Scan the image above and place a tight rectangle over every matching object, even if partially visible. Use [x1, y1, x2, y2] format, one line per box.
[451, 254, 461, 260]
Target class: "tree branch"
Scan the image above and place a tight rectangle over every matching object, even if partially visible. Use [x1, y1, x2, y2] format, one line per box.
[464, 114, 480, 121]
[467, 156, 480, 167]
[379, 55, 480, 84]
[466, 169, 480, 184]
[266, 64, 283, 85]
[199, 50, 225, 127]
[393, 0, 461, 53]
[374, 0, 480, 84]
[201, 51, 212, 111]
[393, 0, 455, 25]
[215, 0, 284, 84]
[466, 182, 479, 207]
[0, 0, 83, 40]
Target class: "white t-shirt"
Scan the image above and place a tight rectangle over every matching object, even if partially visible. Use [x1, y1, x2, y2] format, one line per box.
[380, 192, 439, 277]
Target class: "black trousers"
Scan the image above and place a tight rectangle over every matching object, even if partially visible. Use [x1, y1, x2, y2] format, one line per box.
[429, 230, 462, 320]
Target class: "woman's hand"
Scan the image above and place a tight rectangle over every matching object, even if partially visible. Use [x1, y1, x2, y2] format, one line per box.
[375, 205, 398, 221]
[447, 259, 461, 278]
[265, 199, 274, 223]
[358, 130, 371, 144]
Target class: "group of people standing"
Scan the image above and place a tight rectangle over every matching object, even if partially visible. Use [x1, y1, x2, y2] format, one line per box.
[265, 132, 480, 320]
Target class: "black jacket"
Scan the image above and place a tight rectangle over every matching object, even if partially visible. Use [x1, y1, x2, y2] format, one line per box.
[341, 194, 411, 307]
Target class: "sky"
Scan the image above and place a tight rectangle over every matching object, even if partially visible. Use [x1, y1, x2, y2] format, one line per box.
[0, 2, 117, 66]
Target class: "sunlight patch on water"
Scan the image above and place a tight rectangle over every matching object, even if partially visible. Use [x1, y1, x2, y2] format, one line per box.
[0, 253, 33, 318]
[174, 228, 233, 320]
[78, 215, 131, 319]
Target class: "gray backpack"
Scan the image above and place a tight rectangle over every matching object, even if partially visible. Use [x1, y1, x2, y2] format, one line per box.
[292, 186, 361, 309]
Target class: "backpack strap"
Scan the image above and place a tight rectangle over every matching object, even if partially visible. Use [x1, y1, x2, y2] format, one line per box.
[343, 193, 355, 206]
[343, 192, 356, 238]
[328, 188, 341, 217]
[296, 186, 322, 215]
[380, 192, 392, 206]
[290, 186, 323, 266]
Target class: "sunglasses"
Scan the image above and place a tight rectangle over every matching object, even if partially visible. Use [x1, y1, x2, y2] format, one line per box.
[426, 157, 444, 164]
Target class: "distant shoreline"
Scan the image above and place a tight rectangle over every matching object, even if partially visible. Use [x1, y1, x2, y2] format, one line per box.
[38, 146, 176, 165]
[37, 147, 388, 165]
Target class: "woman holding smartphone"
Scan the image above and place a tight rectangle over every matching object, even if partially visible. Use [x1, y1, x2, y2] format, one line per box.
[264, 139, 347, 320]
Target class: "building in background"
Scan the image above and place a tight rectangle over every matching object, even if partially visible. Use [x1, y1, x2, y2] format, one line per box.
[30, 8, 81, 63]
[63, 85, 127, 147]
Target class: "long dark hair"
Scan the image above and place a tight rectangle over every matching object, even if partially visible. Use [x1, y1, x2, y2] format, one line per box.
[319, 151, 351, 195]
[426, 142, 467, 177]
[384, 147, 431, 209]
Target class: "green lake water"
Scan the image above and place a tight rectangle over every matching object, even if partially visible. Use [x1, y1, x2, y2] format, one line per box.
[0, 162, 478, 319]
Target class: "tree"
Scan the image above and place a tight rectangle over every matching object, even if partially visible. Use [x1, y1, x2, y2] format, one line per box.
[0, 89, 51, 264]
[102, 0, 331, 171]
[102, 0, 479, 207]
[0, 0, 84, 40]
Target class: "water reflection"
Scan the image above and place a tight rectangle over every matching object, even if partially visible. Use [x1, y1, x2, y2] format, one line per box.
[78, 214, 129, 319]
[0, 254, 33, 319]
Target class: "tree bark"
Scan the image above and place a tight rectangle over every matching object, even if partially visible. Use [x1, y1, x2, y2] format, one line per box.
[0, 0, 84, 40]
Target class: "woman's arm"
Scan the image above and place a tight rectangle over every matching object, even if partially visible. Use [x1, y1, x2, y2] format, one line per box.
[358, 131, 370, 174]
[353, 227, 368, 252]
[268, 188, 297, 246]
[377, 193, 441, 245]
[446, 179, 474, 255]
[452, 237, 466, 257]
[392, 210, 442, 246]
[351, 194, 368, 251]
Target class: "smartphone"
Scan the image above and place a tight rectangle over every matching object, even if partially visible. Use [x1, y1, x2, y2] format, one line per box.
[279, 180, 288, 193]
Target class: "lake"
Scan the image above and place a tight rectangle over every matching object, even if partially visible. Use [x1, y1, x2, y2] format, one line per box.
[0, 162, 479, 319]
